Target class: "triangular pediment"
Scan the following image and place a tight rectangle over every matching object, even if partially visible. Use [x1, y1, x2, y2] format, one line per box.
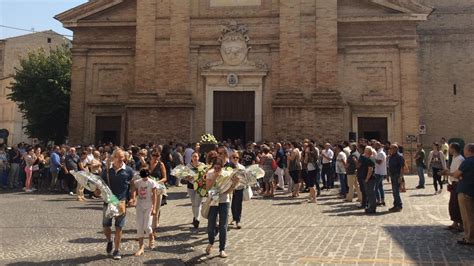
[55, 0, 136, 27]
[339, 0, 432, 19]
[83, 0, 136, 22]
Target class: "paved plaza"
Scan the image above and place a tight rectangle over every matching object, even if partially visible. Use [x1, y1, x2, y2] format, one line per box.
[1, 176, 473, 265]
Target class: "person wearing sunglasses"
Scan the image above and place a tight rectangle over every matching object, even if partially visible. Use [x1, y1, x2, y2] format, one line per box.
[148, 150, 167, 247]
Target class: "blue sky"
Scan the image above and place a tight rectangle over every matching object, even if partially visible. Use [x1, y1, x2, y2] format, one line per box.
[0, 0, 88, 39]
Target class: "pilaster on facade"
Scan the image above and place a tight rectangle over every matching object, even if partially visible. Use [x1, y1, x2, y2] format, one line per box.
[134, 0, 157, 95]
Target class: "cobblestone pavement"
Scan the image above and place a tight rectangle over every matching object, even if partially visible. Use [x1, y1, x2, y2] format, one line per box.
[1, 175, 473, 265]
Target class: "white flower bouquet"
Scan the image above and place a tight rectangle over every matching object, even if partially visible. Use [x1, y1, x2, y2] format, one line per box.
[70, 170, 120, 218]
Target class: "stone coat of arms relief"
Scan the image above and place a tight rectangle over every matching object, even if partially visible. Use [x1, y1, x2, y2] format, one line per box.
[203, 21, 267, 70]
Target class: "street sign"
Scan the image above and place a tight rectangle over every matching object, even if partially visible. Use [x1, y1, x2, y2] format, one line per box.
[418, 124, 426, 135]
[406, 135, 417, 143]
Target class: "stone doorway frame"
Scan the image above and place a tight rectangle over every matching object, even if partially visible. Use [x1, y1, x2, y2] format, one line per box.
[205, 84, 262, 142]
[87, 107, 126, 145]
[352, 113, 393, 142]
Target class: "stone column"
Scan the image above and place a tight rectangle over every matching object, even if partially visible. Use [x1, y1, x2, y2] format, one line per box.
[315, 0, 338, 90]
[279, 0, 301, 91]
[134, 0, 157, 94]
[168, 0, 190, 92]
[69, 48, 88, 145]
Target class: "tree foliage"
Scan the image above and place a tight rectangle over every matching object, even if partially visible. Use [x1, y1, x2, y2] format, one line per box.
[7, 45, 71, 144]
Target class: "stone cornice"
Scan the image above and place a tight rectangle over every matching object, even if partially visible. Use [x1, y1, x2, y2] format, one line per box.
[338, 14, 429, 23]
[62, 21, 136, 28]
[55, 0, 125, 26]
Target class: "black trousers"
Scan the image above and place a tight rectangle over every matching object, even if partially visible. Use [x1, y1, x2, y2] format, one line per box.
[321, 163, 333, 188]
[365, 178, 377, 212]
[432, 167, 443, 191]
[449, 182, 462, 223]
[231, 189, 244, 223]
[358, 176, 367, 208]
[65, 173, 76, 193]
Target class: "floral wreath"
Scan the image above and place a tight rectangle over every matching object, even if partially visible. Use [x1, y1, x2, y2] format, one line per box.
[200, 134, 218, 145]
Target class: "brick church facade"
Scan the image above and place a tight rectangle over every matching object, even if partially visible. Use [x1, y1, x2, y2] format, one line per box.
[57, 0, 447, 146]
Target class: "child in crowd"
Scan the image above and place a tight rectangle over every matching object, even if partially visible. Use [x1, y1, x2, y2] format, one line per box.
[131, 168, 157, 256]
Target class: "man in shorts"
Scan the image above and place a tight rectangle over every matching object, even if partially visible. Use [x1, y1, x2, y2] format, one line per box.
[95, 148, 134, 260]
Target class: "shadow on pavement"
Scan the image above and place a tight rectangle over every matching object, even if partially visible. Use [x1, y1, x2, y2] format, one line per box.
[7, 254, 110, 265]
[69, 237, 104, 244]
[66, 206, 103, 211]
[409, 194, 434, 197]
[321, 205, 360, 214]
[383, 225, 474, 265]
[319, 200, 348, 206]
[328, 210, 391, 217]
[144, 258, 186, 265]
[272, 201, 305, 206]
[252, 195, 300, 201]
[166, 191, 188, 200]
[43, 198, 77, 202]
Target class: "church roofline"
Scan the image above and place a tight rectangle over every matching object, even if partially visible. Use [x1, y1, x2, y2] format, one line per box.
[54, 0, 126, 28]
[370, 0, 433, 15]
[54, 0, 434, 29]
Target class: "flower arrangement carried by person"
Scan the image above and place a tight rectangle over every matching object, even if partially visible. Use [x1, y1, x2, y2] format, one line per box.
[70, 170, 120, 218]
[201, 164, 265, 219]
[171, 163, 211, 197]
[199, 133, 218, 154]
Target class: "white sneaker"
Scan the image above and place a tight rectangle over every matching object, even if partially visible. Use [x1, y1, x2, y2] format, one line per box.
[219, 251, 228, 258]
[69, 192, 74, 196]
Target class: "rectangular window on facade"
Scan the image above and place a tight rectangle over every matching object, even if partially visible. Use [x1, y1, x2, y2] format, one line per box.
[47, 38, 51, 43]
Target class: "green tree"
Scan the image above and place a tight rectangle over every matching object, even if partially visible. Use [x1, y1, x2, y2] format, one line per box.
[7, 45, 71, 144]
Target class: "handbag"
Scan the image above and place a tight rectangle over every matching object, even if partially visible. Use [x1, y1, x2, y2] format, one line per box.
[271, 159, 278, 171]
[201, 196, 212, 219]
[447, 182, 457, 193]
[117, 200, 127, 216]
[32, 165, 40, 171]
[243, 186, 253, 201]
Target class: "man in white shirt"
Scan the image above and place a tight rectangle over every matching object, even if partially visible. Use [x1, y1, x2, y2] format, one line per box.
[321, 143, 334, 189]
[335, 144, 347, 198]
[374, 142, 387, 206]
[86, 146, 95, 165]
[439, 142, 465, 232]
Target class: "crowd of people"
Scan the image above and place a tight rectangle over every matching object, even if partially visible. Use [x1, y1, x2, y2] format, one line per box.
[0, 136, 473, 260]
